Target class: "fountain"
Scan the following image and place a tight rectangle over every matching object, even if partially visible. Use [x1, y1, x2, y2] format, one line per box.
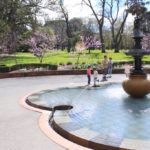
[25, 84, 150, 150]
[21, 1, 150, 149]
[122, 0, 150, 98]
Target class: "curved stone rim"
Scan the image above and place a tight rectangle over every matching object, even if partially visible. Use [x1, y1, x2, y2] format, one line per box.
[19, 91, 91, 150]
[20, 82, 150, 150]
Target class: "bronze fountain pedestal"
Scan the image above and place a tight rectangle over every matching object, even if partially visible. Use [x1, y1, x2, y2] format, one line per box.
[123, 74, 150, 98]
[122, 17, 150, 98]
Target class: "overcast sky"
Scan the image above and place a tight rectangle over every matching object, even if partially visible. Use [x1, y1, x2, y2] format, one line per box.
[38, 0, 93, 23]
[38, 0, 134, 25]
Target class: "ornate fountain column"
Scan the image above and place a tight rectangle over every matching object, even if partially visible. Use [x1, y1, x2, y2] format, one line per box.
[122, 15, 150, 98]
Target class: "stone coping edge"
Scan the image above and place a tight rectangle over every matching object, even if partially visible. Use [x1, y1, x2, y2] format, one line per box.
[19, 83, 130, 150]
[19, 92, 91, 150]
[51, 120, 128, 150]
[0, 69, 126, 79]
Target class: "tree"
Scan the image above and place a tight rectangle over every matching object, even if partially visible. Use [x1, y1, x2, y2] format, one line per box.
[120, 23, 133, 49]
[105, 0, 129, 52]
[142, 33, 150, 50]
[58, 0, 72, 52]
[103, 28, 111, 49]
[82, 0, 106, 53]
[83, 35, 101, 53]
[45, 18, 84, 50]
[75, 40, 86, 67]
[69, 18, 84, 50]
[24, 27, 55, 63]
[0, 0, 57, 54]
[0, 0, 38, 54]
[45, 20, 67, 50]
[69, 18, 83, 35]
[142, 11, 150, 34]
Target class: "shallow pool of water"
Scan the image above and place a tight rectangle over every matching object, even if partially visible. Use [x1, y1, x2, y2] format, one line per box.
[28, 83, 150, 140]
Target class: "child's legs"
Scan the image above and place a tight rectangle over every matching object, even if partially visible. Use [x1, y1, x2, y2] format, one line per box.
[94, 77, 97, 85]
[104, 68, 108, 75]
[87, 75, 91, 84]
[108, 67, 112, 75]
[103, 68, 107, 77]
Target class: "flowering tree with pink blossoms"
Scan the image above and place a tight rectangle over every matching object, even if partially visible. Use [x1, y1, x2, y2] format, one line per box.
[83, 35, 101, 53]
[75, 40, 86, 66]
[24, 29, 55, 63]
[30, 37, 46, 63]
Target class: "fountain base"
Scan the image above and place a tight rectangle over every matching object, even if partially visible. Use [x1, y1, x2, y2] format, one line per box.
[122, 74, 150, 98]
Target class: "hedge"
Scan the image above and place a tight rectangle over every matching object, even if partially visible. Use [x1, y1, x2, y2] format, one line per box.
[0, 63, 58, 73]
[0, 61, 150, 73]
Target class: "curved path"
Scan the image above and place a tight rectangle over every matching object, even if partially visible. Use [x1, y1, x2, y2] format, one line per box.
[0, 74, 129, 150]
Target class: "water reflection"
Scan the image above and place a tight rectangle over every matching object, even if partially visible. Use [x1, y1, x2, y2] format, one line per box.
[123, 95, 150, 113]
[28, 83, 150, 140]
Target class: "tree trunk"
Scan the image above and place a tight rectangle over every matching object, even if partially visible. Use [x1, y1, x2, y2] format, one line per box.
[40, 57, 43, 64]
[99, 0, 106, 53]
[9, 31, 18, 64]
[88, 48, 91, 54]
[67, 39, 71, 53]
[99, 26, 105, 53]
[114, 12, 128, 52]
[114, 44, 119, 53]
[82, 0, 106, 53]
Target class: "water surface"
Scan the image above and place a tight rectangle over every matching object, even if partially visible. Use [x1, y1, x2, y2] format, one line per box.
[29, 84, 150, 140]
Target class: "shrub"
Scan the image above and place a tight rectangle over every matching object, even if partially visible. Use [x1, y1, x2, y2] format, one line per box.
[59, 62, 64, 66]
[113, 61, 134, 68]
[66, 61, 72, 65]
[0, 64, 6, 67]
[97, 61, 101, 64]
[0, 63, 58, 73]
[9, 64, 58, 72]
[16, 44, 32, 52]
[0, 65, 9, 73]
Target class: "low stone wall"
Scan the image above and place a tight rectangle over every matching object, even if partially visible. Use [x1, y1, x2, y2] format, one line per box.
[0, 68, 149, 79]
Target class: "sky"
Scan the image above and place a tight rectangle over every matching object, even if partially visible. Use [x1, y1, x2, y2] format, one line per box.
[38, 0, 134, 25]
[38, 0, 93, 23]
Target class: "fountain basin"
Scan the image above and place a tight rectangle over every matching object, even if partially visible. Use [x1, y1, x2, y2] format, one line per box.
[122, 75, 150, 98]
[26, 83, 150, 150]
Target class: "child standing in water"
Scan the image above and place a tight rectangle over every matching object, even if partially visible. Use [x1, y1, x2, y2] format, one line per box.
[86, 65, 91, 85]
[101, 55, 108, 81]
[93, 67, 99, 86]
[124, 63, 131, 77]
[107, 57, 113, 78]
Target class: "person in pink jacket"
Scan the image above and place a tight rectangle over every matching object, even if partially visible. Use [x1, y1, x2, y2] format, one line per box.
[86, 65, 91, 85]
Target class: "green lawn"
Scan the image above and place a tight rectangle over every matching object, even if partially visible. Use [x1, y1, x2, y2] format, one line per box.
[0, 50, 149, 66]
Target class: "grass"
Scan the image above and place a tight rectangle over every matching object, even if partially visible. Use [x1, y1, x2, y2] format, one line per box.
[0, 49, 149, 66]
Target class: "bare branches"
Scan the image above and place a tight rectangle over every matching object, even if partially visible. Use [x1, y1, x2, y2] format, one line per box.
[105, 0, 120, 24]
[82, 0, 106, 52]
[105, 0, 129, 52]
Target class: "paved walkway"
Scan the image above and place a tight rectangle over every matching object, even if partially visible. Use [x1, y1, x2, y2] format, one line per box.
[0, 74, 140, 150]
